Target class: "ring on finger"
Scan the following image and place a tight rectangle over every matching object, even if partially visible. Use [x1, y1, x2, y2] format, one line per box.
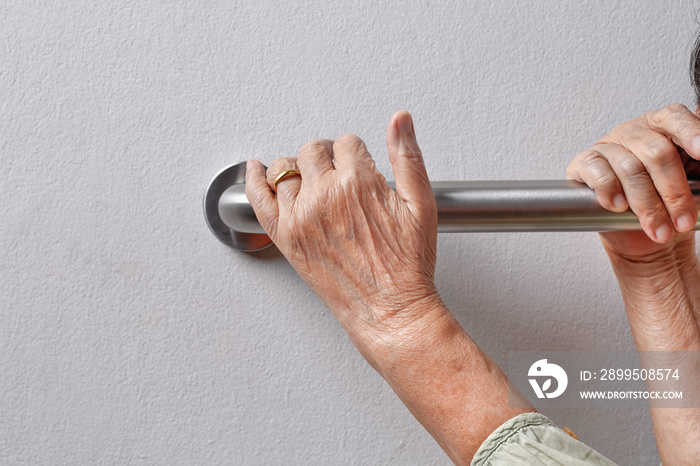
[273, 169, 301, 193]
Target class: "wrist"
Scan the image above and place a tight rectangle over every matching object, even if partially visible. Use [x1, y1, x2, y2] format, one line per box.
[603, 238, 700, 352]
[345, 292, 457, 371]
[603, 235, 698, 282]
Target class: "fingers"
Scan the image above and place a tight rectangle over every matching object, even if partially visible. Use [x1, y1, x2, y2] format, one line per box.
[385, 110, 434, 218]
[332, 134, 375, 172]
[567, 149, 627, 212]
[297, 139, 335, 181]
[600, 143, 676, 242]
[606, 104, 700, 235]
[266, 157, 301, 210]
[570, 104, 700, 243]
[245, 159, 279, 237]
[612, 129, 696, 232]
[642, 104, 700, 160]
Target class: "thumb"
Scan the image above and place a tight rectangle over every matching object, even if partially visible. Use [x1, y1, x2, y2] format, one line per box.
[386, 110, 435, 217]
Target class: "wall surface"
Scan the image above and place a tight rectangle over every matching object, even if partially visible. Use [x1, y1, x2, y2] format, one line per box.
[2, 1, 699, 464]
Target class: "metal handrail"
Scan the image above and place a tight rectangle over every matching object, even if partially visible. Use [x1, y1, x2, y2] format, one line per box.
[204, 162, 700, 251]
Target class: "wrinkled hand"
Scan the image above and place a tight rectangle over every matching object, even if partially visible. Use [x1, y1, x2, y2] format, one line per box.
[245, 111, 441, 339]
[566, 104, 700, 261]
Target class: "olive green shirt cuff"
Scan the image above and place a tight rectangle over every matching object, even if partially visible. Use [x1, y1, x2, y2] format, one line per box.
[470, 412, 618, 466]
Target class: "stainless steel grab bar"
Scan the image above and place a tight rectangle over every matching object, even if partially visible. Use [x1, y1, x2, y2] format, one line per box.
[204, 162, 700, 251]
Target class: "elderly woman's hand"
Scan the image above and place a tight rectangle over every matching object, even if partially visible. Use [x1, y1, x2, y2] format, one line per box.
[245, 111, 442, 349]
[566, 104, 700, 261]
[567, 105, 700, 466]
[246, 112, 536, 463]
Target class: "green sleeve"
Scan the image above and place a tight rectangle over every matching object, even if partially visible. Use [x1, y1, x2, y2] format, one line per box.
[471, 412, 618, 466]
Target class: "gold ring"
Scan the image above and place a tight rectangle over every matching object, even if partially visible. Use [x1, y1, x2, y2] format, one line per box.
[273, 168, 301, 192]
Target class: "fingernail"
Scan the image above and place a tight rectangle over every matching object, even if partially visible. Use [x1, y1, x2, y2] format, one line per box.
[246, 160, 253, 171]
[612, 194, 627, 210]
[677, 213, 695, 231]
[397, 112, 413, 134]
[692, 135, 700, 153]
[655, 224, 673, 242]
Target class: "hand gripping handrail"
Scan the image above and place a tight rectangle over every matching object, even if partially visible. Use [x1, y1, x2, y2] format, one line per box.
[203, 162, 700, 251]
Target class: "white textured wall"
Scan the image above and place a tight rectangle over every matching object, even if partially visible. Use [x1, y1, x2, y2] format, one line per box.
[2, 1, 699, 464]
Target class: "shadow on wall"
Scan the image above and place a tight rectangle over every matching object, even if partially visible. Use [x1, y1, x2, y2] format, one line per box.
[434, 232, 633, 357]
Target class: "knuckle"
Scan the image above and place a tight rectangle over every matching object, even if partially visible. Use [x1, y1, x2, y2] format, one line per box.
[637, 202, 667, 221]
[266, 157, 295, 180]
[334, 134, 366, 152]
[661, 190, 692, 211]
[575, 151, 620, 190]
[676, 118, 698, 140]
[298, 139, 327, 156]
[267, 157, 287, 172]
[666, 103, 688, 114]
[617, 157, 648, 182]
[649, 103, 688, 127]
[593, 172, 618, 190]
[364, 157, 378, 171]
[641, 139, 674, 164]
[577, 149, 605, 166]
[663, 103, 700, 141]
[646, 110, 663, 128]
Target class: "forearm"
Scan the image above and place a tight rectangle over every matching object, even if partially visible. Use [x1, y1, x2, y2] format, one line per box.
[604, 236, 700, 464]
[343, 296, 534, 465]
